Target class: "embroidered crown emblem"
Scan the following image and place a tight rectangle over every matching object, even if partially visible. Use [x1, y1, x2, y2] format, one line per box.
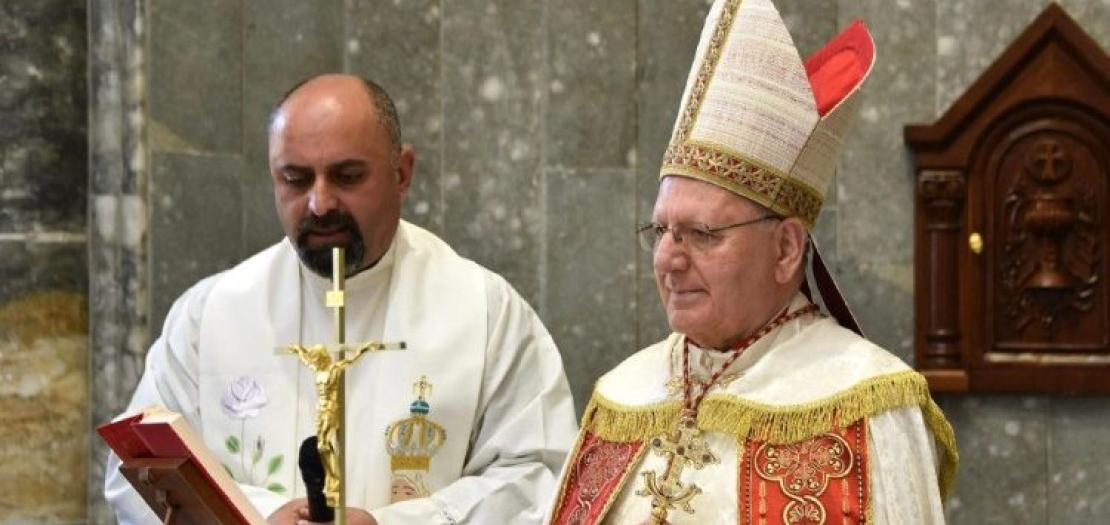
[385, 376, 446, 472]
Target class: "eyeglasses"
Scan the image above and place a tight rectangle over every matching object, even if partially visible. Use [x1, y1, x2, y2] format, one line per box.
[636, 216, 781, 252]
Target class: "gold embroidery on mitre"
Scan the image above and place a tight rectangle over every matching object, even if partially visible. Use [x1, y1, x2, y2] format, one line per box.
[385, 375, 446, 503]
[671, 0, 743, 144]
[661, 141, 825, 226]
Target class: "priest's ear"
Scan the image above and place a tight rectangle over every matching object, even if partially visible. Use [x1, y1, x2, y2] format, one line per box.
[773, 217, 808, 286]
[395, 143, 416, 195]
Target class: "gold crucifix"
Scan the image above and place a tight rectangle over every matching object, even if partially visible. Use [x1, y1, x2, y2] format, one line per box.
[278, 247, 405, 525]
[635, 411, 719, 525]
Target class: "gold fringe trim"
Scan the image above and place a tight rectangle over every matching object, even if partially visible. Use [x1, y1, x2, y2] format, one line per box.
[584, 370, 960, 502]
[924, 398, 960, 502]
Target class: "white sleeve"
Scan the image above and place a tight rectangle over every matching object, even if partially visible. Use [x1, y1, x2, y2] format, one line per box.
[103, 277, 290, 523]
[370, 272, 579, 525]
[868, 407, 947, 524]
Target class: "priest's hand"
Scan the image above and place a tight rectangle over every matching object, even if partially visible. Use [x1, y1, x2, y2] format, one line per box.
[267, 498, 377, 525]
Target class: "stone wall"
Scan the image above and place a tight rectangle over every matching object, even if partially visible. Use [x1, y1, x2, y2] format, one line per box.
[0, 1, 87, 524]
[1, 0, 1097, 523]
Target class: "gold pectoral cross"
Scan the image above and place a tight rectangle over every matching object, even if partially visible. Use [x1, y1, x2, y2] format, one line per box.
[277, 247, 405, 525]
[636, 412, 719, 525]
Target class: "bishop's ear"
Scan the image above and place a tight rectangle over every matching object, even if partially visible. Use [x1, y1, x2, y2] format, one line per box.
[773, 218, 808, 285]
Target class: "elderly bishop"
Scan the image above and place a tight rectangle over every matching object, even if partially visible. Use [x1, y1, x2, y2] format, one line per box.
[548, 1, 957, 524]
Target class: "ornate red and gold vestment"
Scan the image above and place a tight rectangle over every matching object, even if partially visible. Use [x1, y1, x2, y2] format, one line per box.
[549, 302, 957, 525]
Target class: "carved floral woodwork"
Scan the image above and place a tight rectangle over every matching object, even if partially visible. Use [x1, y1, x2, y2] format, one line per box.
[904, 4, 1109, 394]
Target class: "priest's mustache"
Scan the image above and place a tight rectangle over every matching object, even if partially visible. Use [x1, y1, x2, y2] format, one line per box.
[295, 211, 366, 277]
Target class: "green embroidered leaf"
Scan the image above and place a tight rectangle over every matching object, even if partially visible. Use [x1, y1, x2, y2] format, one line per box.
[266, 483, 286, 494]
[268, 454, 284, 476]
[225, 435, 240, 454]
[222, 463, 235, 479]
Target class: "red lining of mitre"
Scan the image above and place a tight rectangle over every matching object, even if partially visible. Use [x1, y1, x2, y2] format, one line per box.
[804, 19, 875, 117]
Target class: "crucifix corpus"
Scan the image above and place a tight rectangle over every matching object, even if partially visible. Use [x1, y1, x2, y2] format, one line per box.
[280, 247, 405, 525]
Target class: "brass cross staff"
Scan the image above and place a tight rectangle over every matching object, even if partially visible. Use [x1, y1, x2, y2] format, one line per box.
[279, 247, 405, 525]
[635, 412, 719, 525]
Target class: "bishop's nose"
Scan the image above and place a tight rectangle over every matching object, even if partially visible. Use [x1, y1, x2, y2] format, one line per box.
[653, 231, 690, 274]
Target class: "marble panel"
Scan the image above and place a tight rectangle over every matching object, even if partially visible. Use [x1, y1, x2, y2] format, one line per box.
[936, 0, 1110, 115]
[440, 0, 546, 305]
[0, 0, 87, 233]
[544, 168, 638, 415]
[87, 0, 149, 521]
[148, 0, 242, 154]
[0, 242, 87, 305]
[0, 290, 88, 524]
[149, 152, 244, 332]
[347, 0, 445, 233]
[241, 0, 344, 256]
[546, 0, 637, 170]
[1047, 398, 1110, 524]
[938, 395, 1049, 525]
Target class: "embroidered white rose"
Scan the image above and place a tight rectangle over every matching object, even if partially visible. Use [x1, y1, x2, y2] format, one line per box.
[221, 376, 269, 419]
[219, 376, 286, 494]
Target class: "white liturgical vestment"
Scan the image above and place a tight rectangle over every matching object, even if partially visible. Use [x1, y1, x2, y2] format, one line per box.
[549, 295, 958, 525]
[106, 220, 578, 524]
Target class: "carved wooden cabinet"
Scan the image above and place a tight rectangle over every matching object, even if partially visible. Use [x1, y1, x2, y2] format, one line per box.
[905, 5, 1109, 394]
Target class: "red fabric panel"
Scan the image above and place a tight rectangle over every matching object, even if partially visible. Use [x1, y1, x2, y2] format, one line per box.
[738, 419, 870, 524]
[551, 432, 643, 525]
[805, 20, 875, 116]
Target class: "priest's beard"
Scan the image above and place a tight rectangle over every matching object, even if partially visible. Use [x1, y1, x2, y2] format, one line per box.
[294, 211, 366, 278]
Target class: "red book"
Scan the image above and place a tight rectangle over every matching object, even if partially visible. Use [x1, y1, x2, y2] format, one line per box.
[98, 406, 267, 525]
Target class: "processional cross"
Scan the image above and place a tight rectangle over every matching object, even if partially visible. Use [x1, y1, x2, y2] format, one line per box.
[279, 247, 405, 525]
[635, 411, 719, 525]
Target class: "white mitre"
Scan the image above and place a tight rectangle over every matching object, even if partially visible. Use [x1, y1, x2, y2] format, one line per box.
[660, 0, 876, 229]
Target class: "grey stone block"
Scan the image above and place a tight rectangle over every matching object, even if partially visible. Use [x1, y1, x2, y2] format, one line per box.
[828, 257, 914, 362]
[242, 0, 344, 163]
[544, 167, 638, 415]
[936, 0, 1109, 114]
[148, 0, 242, 154]
[1047, 398, 1110, 524]
[938, 395, 1049, 525]
[635, 0, 711, 348]
[149, 152, 244, 331]
[440, 0, 546, 305]
[347, 0, 445, 232]
[240, 168, 284, 258]
[547, 0, 637, 170]
[835, 0, 934, 267]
